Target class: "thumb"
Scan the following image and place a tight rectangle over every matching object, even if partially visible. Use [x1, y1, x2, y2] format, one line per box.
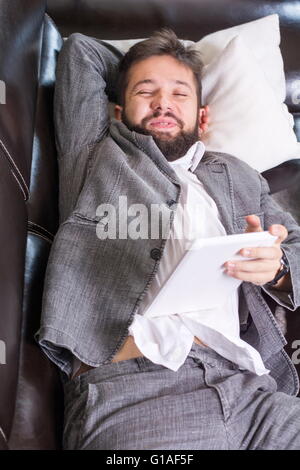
[244, 214, 263, 233]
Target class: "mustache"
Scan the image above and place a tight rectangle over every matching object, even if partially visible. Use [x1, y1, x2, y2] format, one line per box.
[141, 111, 184, 129]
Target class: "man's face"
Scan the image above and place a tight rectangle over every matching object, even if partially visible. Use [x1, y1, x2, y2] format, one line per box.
[115, 55, 202, 161]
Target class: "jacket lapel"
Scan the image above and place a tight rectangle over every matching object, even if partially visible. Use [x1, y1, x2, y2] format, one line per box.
[194, 151, 236, 235]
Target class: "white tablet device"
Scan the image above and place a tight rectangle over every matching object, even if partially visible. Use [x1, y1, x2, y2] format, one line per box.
[144, 230, 277, 317]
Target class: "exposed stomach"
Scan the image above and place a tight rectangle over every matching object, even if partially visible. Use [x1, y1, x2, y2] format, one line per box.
[111, 335, 207, 362]
[73, 335, 207, 379]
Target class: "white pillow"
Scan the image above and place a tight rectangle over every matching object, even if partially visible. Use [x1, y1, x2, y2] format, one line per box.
[200, 35, 300, 172]
[194, 14, 285, 103]
[194, 13, 298, 146]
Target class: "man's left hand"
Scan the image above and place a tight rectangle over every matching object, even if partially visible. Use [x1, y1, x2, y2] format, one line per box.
[224, 214, 289, 287]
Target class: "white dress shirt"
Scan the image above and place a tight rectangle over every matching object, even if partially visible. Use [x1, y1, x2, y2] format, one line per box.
[128, 141, 270, 376]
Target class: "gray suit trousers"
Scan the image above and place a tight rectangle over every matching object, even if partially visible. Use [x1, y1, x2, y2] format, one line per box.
[61, 342, 300, 450]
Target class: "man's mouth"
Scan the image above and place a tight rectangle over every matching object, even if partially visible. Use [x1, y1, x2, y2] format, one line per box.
[149, 119, 178, 129]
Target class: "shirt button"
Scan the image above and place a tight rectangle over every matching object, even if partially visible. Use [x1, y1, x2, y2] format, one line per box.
[150, 248, 161, 261]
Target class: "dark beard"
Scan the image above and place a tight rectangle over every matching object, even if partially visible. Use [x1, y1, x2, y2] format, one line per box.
[121, 110, 200, 162]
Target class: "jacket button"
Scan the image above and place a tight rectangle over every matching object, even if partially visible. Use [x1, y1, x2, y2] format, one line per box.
[150, 248, 161, 261]
[166, 199, 177, 207]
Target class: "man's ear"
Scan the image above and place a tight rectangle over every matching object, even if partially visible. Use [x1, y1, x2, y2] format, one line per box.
[114, 104, 123, 121]
[198, 105, 209, 136]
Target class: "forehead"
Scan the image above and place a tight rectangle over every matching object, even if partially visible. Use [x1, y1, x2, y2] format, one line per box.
[126, 55, 197, 92]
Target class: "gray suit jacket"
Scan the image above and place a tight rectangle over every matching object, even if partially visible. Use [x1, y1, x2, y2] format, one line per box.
[35, 33, 300, 394]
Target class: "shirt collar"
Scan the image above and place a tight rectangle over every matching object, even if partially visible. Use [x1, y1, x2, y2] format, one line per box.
[168, 140, 206, 173]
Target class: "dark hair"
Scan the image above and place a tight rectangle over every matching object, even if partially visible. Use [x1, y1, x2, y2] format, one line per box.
[116, 28, 203, 107]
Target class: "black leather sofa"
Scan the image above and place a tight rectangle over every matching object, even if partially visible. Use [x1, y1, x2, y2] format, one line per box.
[0, 0, 300, 450]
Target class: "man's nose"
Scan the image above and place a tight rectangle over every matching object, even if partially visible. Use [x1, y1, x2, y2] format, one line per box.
[151, 92, 172, 112]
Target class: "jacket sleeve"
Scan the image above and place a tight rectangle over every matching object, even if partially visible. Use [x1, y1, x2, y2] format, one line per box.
[259, 172, 300, 311]
[53, 33, 123, 223]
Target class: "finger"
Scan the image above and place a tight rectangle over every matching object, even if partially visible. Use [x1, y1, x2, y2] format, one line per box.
[268, 224, 288, 245]
[244, 214, 263, 233]
[237, 246, 281, 260]
[224, 268, 275, 286]
[225, 258, 278, 274]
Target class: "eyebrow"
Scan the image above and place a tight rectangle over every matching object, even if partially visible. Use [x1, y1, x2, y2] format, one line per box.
[131, 79, 193, 93]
